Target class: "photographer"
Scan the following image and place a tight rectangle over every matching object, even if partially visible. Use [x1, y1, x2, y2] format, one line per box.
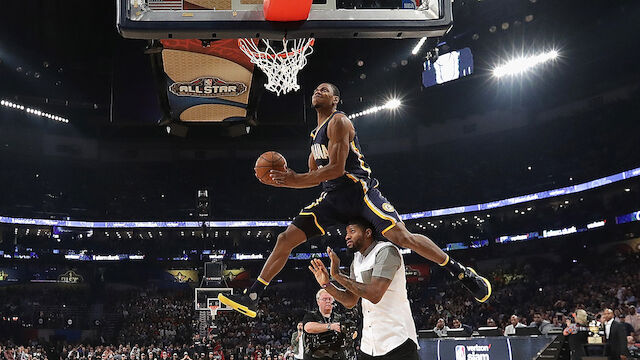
[309, 218, 419, 360]
[302, 290, 347, 360]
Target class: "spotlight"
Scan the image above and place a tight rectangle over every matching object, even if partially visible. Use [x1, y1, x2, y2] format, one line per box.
[385, 99, 401, 109]
[492, 50, 559, 78]
[1, 99, 69, 123]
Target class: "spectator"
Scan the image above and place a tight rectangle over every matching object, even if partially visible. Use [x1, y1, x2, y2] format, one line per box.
[504, 315, 525, 336]
[618, 315, 635, 337]
[603, 308, 631, 360]
[433, 318, 449, 337]
[289, 323, 303, 360]
[528, 312, 553, 335]
[451, 318, 473, 336]
[625, 306, 640, 333]
[565, 309, 590, 360]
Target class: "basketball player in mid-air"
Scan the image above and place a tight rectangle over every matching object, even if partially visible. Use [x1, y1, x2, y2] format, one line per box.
[219, 83, 491, 318]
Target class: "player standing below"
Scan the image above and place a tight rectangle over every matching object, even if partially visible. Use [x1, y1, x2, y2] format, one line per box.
[219, 83, 491, 317]
[310, 218, 419, 360]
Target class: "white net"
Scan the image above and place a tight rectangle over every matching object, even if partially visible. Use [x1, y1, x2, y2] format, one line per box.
[238, 38, 315, 96]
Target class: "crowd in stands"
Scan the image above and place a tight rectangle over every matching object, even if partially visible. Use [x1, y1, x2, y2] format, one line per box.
[1, 249, 639, 359]
[414, 251, 640, 357]
[0, 286, 93, 330]
[114, 290, 193, 347]
[1, 344, 49, 360]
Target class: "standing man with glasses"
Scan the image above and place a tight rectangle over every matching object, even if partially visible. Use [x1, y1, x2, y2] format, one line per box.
[302, 289, 347, 360]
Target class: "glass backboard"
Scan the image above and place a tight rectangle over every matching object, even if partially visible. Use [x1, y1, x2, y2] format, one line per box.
[117, 0, 453, 39]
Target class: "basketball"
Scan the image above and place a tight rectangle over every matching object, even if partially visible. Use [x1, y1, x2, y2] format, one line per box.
[255, 151, 287, 184]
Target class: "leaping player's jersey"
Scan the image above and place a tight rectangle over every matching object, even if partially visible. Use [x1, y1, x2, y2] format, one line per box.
[310, 111, 378, 192]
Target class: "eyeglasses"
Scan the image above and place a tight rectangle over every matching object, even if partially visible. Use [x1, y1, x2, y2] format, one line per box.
[318, 298, 334, 303]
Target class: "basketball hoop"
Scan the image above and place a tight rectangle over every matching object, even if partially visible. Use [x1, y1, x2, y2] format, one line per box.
[238, 38, 315, 96]
[208, 305, 219, 319]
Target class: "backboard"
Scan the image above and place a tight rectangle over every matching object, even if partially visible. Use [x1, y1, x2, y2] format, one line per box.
[117, 0, 453, 40]
[194, 287, 233, 311]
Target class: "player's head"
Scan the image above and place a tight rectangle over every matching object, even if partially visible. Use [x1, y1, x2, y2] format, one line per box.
[311, 83, 340, 110]
[345, 217, 374, 253]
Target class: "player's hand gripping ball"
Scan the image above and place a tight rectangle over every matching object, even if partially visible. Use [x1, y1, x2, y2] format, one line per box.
[255, 151, 287, 186]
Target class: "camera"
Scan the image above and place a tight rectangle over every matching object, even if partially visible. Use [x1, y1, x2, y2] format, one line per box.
[305, 314, 358, 359]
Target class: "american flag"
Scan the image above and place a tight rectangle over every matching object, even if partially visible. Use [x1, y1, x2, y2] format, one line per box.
[148, 0, 183, 10]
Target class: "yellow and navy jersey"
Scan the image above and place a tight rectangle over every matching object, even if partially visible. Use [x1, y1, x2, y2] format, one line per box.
[309, 111, 378, 192]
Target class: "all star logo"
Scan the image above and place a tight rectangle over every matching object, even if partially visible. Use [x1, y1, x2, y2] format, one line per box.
[169, 77, 247, 98]
[173, 272, 188, 283]
[382, 203, 395, 212]
[58, 270, 83, 284]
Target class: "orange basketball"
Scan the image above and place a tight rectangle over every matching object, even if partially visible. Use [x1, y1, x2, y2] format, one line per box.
[255, 151, 287, 184]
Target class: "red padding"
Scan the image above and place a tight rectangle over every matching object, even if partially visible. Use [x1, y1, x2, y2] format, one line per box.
[263, 0, 313, 22]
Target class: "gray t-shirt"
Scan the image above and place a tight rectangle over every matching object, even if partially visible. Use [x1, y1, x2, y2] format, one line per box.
[349, 241, 402, 283]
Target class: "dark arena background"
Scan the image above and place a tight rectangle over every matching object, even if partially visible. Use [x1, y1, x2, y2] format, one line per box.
[1, 1, 640, 360]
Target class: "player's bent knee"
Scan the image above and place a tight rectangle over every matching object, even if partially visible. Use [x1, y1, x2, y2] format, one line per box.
[276, 228, 306, 250]
[385, 226, 414, 248]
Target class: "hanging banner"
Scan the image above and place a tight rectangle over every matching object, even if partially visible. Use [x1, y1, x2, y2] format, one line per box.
[166, 269, 199, 283]
[57, 270, 84, 284]
[154, 39, 259, 123]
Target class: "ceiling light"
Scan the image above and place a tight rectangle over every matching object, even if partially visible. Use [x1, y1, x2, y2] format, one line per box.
[492, 50, 559, 78]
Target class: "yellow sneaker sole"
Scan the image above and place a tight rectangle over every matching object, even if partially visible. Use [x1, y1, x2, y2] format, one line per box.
[217, 293, 257, 318]
[468, 267, 492, 303]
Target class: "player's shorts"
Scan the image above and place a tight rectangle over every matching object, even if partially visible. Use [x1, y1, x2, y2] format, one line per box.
[291, 180, 403, 239]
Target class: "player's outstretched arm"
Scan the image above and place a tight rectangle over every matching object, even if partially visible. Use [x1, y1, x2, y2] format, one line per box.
[309, 259, 359, 309]
[270, 114, 352, 189]
[327, 247, 392, 305]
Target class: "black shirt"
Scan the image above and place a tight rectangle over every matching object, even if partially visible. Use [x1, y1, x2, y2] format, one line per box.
[302, 310, 346, 360]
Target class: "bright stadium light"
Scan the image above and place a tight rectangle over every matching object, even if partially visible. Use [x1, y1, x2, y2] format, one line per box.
[385, 99, 401, 109]
[492, 50, 559, 78]
[1, 99, 69, 123]
[347, 98, 402, 119]
[412, 37, 427, 55]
